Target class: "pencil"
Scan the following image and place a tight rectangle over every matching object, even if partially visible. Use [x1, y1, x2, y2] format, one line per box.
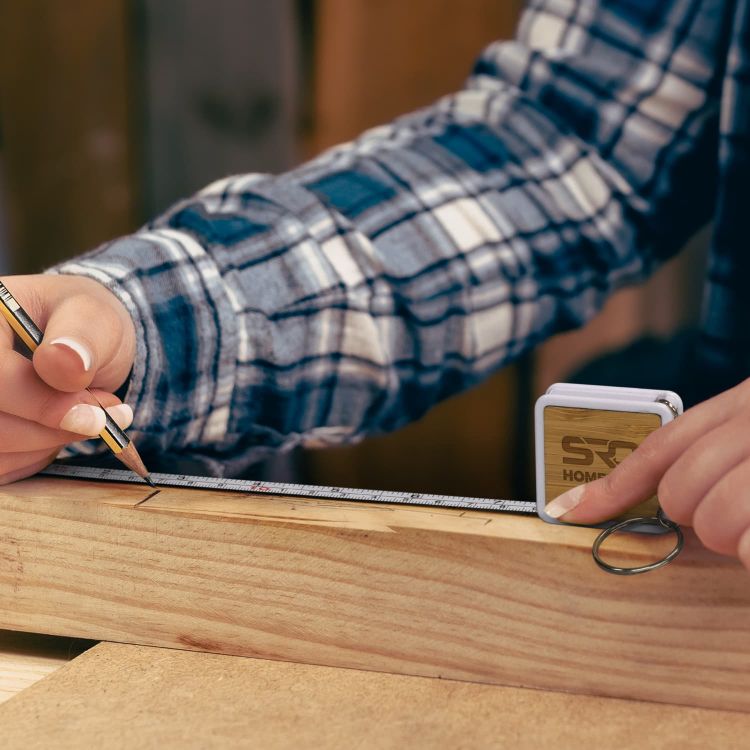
[0, 280, 155, 487]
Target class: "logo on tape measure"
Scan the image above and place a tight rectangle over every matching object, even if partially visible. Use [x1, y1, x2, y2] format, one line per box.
[560, 436, 637, 482]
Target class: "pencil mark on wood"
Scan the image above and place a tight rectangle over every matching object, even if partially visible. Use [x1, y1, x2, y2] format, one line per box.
[134, 490, 161, 508]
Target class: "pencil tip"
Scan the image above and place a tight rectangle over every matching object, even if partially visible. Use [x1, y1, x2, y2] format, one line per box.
[114, 442, 154, 487]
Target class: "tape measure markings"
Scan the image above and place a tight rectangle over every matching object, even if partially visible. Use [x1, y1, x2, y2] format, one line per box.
[39, 463, 536, 515]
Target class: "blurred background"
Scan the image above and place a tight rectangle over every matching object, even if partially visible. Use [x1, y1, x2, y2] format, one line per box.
[0, 0, 709, 500]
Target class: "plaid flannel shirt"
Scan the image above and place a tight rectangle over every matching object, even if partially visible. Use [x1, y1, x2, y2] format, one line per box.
[52, 0, 749, 475]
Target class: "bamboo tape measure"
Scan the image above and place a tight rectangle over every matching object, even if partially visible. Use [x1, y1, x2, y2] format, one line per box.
[534, 383, 685, 574]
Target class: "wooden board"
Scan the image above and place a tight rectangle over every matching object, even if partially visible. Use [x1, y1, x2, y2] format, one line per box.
[0, 476, 749, 712]
[0, 629, 93, 704]
[2, 642, 750, 749]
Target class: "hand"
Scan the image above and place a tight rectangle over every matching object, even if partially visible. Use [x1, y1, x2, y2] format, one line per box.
[0, 274, 137, 484]
[545, 378, 750, 570]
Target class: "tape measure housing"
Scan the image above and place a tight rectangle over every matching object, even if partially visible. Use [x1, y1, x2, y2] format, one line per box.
[535, 383, 682, 531]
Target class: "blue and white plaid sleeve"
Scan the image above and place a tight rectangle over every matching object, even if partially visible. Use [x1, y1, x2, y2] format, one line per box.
[50, 0, 726, 475]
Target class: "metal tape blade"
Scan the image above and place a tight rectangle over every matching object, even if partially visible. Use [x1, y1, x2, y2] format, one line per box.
[38, 462, 537, 515]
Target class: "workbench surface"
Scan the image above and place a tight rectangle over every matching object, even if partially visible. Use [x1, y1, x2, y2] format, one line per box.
[1, 629, 749, 749]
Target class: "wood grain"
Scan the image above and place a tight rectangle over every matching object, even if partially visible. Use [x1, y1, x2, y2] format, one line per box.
[0, 476, 749, 712]
[3, 642, 750, 749]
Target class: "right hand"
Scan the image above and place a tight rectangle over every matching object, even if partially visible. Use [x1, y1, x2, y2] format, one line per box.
[0, 274, 137, 484]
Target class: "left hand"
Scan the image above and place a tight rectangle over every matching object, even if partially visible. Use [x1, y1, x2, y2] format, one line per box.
[545, 377, 750, 570]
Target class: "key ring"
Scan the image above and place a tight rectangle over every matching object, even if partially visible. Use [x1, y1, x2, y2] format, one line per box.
[592, 508, 684, 575]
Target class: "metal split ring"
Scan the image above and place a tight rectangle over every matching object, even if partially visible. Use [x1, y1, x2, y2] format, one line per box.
[592, 508, 684, 575]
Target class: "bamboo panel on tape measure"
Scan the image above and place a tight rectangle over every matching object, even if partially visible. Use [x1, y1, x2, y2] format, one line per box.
[0, 476, 749, 713]
[543, 405, 661, 519]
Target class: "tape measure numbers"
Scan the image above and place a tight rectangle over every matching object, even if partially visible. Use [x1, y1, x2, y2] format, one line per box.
[39, 463, 537, 515]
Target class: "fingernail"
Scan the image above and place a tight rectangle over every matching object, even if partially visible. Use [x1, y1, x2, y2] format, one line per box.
[546, 484, 587, 519]
[106, 404, 133, 430]
[49, 337, 92, 372]
[59, 404, 107, 436]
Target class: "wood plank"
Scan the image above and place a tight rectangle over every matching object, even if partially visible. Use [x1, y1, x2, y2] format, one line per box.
[2, 642, 750, 749]
[0, 476, 749, 712]
[0, 630, 93, 704]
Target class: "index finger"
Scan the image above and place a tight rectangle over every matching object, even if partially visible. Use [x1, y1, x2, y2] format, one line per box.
[550, 381, 748, 524]
[0, 348, 101, 430]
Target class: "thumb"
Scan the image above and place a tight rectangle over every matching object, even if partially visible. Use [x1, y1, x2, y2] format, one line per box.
[32, 291, 134, 394]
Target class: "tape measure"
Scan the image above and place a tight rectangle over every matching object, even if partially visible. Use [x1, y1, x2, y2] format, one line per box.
[39, 462, 537, 515]
[38, 381, 686, 576]
[534, 383, 683, 529]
